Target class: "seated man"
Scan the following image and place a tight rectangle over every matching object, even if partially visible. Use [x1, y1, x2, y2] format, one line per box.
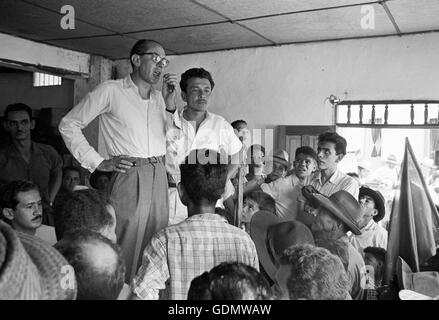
[55, 229, 126, 300]
[276, 244, 351, 300]
[60, 166, 82, 193]
[187, 262, 273, 300]
[132, 149, 258, 300]
[1, 180, 56, 245]
[303, 187, 366, 300]
[0, 220, 76, 300]
[53, 189, 116, 243]
[261, 146, 317, 221]
[350, 186, 388, 255]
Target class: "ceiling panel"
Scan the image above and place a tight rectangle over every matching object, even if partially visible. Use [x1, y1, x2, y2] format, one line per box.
[24, 0, 226, 34]
[241, 4, 395, 43]
[0, 0, 109, 41]
[387, 0, 439, 33]
[46, 35, 137, 60]
[130, 23, 272, 55]
[195, 0, 371, 20]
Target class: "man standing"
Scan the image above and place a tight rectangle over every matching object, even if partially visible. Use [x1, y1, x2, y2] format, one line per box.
[350, 186, 388, 255]
[261, 146, 317, 221]
[166, 68, 242, 225]
[132, 149, 258, 300]
[59, 39, 178, 281]
[0, 103, 63, 224]
[311, 132, 359, 198]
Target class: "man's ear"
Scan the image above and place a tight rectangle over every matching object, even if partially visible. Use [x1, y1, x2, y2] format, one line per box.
[371, 208, 379, 217]
[181, 91, 187, 103]
[2, 208, 15, 221]
[30, 119, 36, 130]
[177, 182, 188, 206]
[131, 54, 140, 68]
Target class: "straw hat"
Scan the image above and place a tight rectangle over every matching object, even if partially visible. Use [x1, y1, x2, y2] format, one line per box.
[0, 220, 77, 300]
[250, 211, 315, 282]
[272, 149, 290, 168]
[304, 188, 363, 235]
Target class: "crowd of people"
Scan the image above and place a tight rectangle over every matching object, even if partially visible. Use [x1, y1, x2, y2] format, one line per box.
[1, 38, 438, 300]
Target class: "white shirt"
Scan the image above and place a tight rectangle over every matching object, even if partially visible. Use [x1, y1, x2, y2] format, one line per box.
[261, 174, 305, 220]
[350, 219, 388, 255]
[166, 108, 242, 183]
[59, 75, 172, 172]
[310, 169, 359, 199]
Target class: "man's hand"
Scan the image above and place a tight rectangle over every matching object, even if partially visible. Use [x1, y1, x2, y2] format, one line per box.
[97, 155, 134, 173]
[162, 73, 178, 111]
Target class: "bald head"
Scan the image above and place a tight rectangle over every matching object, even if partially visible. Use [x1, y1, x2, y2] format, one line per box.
[55, 229, 125, 300]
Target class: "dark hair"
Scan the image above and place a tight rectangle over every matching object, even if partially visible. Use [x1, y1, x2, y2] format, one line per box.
[179, 68, 215, 93]
[231, 120, 247, 130]
[0, 180, 39, 211]
[179, 149, 228, 206]
[364, 246, 386, 264]
[247, 144, 265, 165]
[129, 39, 162, 68]
[280, 244, 350, 300]
[54, 189, 114, 240]
[244, 191, 275, 214]
[4, 103, 32, 120]
[63, 166, 81, 177]
[187, 262, 273, 300]
[318, 131, 347, 156]
[55, 229, 125, 300]
[295, 146, 317, 161]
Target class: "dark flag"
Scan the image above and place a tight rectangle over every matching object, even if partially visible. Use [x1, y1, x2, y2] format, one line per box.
[384, 138, 439, 284]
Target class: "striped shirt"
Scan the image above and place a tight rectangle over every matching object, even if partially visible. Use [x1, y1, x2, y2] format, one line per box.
[132, 213, 259, 300]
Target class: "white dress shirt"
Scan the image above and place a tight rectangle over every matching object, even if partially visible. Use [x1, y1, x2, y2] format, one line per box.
[165, 108, 242, 183]
[59, 75, 172, 172]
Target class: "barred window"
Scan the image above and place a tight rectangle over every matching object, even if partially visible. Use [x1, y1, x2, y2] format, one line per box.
[33, 72, 62, 87]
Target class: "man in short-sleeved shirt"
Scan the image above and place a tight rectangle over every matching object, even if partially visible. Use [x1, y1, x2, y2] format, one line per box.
[0, 103, 62, 224]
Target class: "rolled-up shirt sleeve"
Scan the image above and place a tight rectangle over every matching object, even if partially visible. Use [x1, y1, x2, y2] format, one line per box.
[59, 83, 111, 172]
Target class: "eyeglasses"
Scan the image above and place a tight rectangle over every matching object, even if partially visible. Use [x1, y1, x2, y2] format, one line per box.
[139, 52, 170, 67]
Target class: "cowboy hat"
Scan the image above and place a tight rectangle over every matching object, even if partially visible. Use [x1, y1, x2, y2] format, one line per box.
[359, 186, 385, 222]
[0, 220, 77, 300]
[249, 211, 314, 282]
[396, 256, 439, 299]
[305, 189, 363, 235]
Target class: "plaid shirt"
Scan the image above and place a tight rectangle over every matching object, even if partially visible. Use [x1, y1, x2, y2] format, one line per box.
[132, 213, 259, 300]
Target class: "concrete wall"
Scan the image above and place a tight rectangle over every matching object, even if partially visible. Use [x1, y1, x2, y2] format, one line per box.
[0, 70, 74, 115]
[115, 33, 439, 130]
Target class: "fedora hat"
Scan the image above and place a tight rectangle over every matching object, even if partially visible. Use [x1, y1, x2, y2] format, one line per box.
[359, 186, 385, 222]
[396, 256, 439, 299]
[0, 220, 77, 300]
[307, 189, 363, 235]
[250, 211, 315, 282]
[271, 149, 291, 168]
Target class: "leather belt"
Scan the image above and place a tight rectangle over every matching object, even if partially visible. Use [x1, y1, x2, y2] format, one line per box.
[125, 156, 162, 166]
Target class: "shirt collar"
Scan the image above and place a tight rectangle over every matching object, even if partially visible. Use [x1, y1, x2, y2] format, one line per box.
[9, 142, 43, 156]
[123, 75, 136, 89]
[362, 219, 377, 232]
[312, 169, 342, 185]
[186, 213, 228, 223]
[175, 107, 212, 129]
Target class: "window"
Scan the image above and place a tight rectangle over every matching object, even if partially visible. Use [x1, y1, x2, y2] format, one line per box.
[33, 72, 62, 87]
